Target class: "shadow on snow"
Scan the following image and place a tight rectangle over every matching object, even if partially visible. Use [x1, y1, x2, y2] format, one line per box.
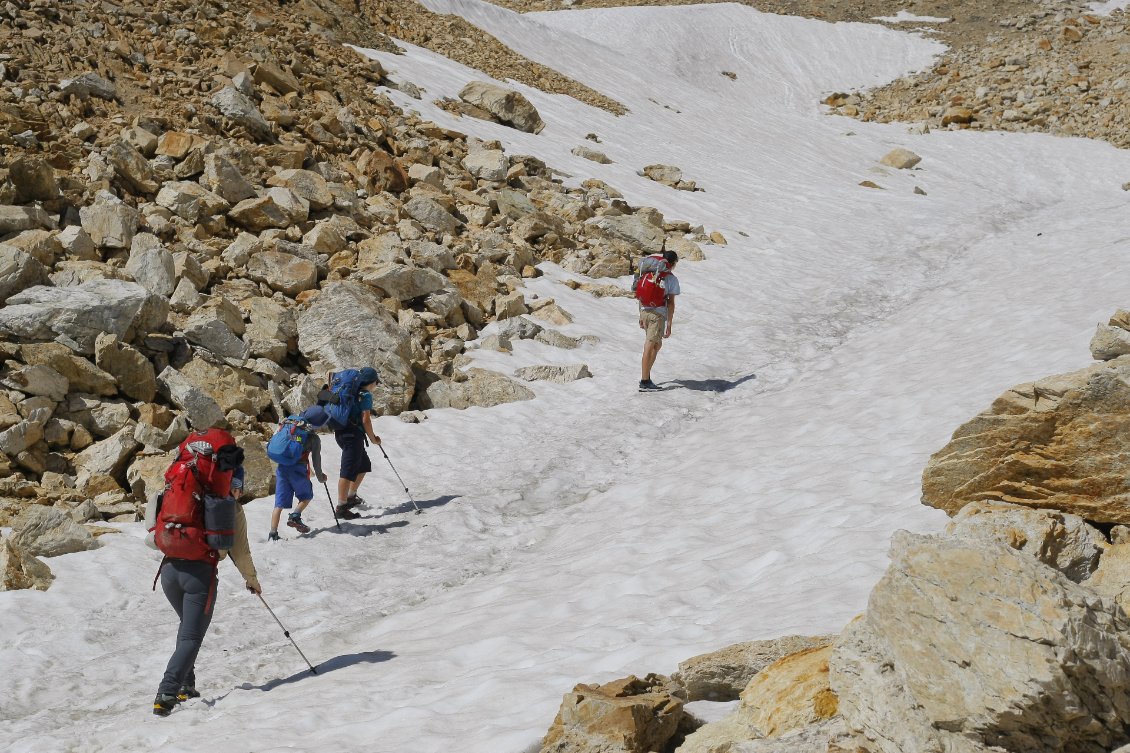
[666, 373, 757, 393]
[238, 650, 397, 693]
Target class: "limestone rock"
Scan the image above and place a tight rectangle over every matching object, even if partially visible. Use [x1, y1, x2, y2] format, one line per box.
[56, 226, 97, 260]
[463, 149, 509, 182]
[125, 233, 176, 297]
[666, 237, 705, 262]
[228, 188, 309, 231]
[19, 342, 117, 397]
[59, 72, 117, 101]
[459, 81, 545, 134]
[10, 505, 99, 558]
[586, 215, 664, 253]
[944, 500, 1103, 581]
[74, 425, 140, 487]
[236, 434, 273, 500]
[247, 250, 318, 297]
[404, 196, 459, 235]
[267, 169, 334, 210]
[675, 635, 837, 702]
[1087, 543, 1130, 612]
[740, 646, 838, 738]
[246, 297, 297, 361]
[184, 298, 250, 361]
[494, 291, 528, 320]
[0, 536, 54, 591]
[106, 140, 158, 194]
[0, 407, 50, 457]
[540, 674, 684, 753]
[878, 148, 922, 169]
[155, 181, 230, 222]
[297, 282, 415, 415]
[0, 205, 56, 236]
[572, 146, 612, 164]
[360, 263, 447, 302]
[0, 280, 167, 354]
[1090, 323, 1130, 360]
[0, 245, 49, 303]
[830, 531, 1130, 753]
[419, 368, 534, 410]
[79, 191, 139, 249]
[515, 364, 592, 383]
[179, 358, 269, 416]
[203, 154, 258, 203]
[158, 367, 225, 430]
[210, 87, 272, 140]
[530, 301, 574, 326]
[922, 359, 1130, 524]
[643, 164, 683, 184]
[10, 156, 60, 203]
[678, 719, 849, 753]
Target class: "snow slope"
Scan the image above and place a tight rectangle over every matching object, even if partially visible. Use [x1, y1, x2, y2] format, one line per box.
[4, 3, 1130, 752]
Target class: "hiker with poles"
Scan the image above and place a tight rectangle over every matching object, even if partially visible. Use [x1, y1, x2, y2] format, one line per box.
[147, 427, 260, 717]
[265, 406, 331, 540]
[319, 367, 382, 520]
[634, 247, 680, 392]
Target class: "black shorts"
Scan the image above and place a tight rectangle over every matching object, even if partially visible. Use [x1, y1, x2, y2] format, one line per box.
[335, 430, 371, 481]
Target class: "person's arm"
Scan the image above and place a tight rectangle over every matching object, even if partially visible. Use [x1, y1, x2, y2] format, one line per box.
[309, 433, 326, 482]
[362, 410, 381, 445]
[228, 505, 261, 593]
[665, 295, 676, 337]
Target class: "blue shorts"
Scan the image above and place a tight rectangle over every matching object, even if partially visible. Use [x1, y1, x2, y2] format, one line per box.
[274, 464, 313, 509]
[335, 430, 371, 482]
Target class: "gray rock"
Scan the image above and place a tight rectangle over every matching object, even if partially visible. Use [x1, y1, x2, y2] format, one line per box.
[463, 149, 509, 182]
[586, 215, 665, 253]
[358, 233, 408, 267]
[184, 299, 249, 361]
[359, 263, 447, 301]
[79, 191, 139, 249]
[247, 250, 318, 297]
[0, 407, 50, 457]
[0, 205, 57, 235]
[246, 297, 297, 361]
[267, 169, 334, 210]
[419, 368, 534, 410]
[282, 375, 322, 417]
[125, 233, 176, 297]
[9, 156, 60, 203]
[515, 364, 592, 383]
[0, 280, 167, 355]
[674, 635, 838, 702]
[158, 367, 226, 430]
[228, 188, 309, 231]
[74, 425, 140, 488]
[0, 245, 49, 302]
[1, 364, 68, 401]
[10, 506, 99, 558]
[534, 329, 582, 349]
[1090, 323, 1130, 361]
[56, 226, 97, 260]
[155, 181, 230, 222]
[19, 342, 117, 396]
[571, 145, 612, 164]
[59, 72, 117, 101]
[106, 140, 159, 194]
[830, 531, 1130, 753]
[459, 81, 545, 134]
[210, 87, 272, 140]
[203, 154, 258, 203]
[404, 196, 460, 235]
[408, 240, 457, 272]
[297, 281, 415, 414]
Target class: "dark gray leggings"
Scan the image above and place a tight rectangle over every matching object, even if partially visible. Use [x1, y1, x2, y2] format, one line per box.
[158, 559, 216, 696]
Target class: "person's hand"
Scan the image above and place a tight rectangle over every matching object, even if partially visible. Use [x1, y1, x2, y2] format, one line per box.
[317, 472, 328, 483]
[370, 435, 382, 446]
[639, 318, 645, 329]
[246, 581, 262, 594]
[664, 328, 672, 339]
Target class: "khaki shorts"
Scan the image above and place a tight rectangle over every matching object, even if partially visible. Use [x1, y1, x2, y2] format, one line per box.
[640, 308, 667, 344]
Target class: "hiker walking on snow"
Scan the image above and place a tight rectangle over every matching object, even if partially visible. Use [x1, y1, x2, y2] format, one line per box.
[266, 406, 330, 540]
[319, 367, 382, 520]
[636, 248, 680, 391]
[148, 428, 261, 717]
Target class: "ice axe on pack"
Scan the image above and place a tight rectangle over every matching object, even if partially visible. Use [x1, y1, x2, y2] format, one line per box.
[379, 446, 421, 514]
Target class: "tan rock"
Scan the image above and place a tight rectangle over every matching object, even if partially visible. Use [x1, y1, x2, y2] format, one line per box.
[941, 106, 974, 126]
[540, 674, 684, 753]
[741, 646, 838, 738]
[922, 359, 1130, 524]
[247, 250, 318, 297]
[675, 635, 836, 702]
[266, 169, 334, 210]
[155, 131, 201, 160]
[878, 148, 922, 169]
[94, 333, 156, 402]
[0, 535, 54, 591]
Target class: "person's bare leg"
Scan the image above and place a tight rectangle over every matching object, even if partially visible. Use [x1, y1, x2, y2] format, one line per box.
[348, 472, 367, 498]
[270, 507, 282, 532]
[642, 341, 661, 381]
[337, 477, 351, 504]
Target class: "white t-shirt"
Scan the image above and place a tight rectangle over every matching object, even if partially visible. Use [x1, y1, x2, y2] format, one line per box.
[641, 272, 680, 314]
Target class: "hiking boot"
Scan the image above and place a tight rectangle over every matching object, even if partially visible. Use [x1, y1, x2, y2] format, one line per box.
[176, 686, 201, 702]
[267, 530, 281, 542]
[639, 379, 660, 391]
[286, 513, 310, 534]
[343, 494, 365, 510]
[153, 693, 179, 717]
[335, 504, 361, 520]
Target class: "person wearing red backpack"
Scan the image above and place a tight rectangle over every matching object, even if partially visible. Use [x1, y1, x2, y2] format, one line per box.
[637, 249, 680, 391]
[149, 428, 261, 717]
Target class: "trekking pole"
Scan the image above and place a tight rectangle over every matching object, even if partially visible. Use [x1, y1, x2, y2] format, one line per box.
[322, 479, 341, 530]
[379, 445, 421, 514]
[257, 594, 318, 675]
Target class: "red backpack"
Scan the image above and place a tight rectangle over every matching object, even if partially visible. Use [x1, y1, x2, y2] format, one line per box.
[634, 253, 671, 308]
[152, 428, 240, 563]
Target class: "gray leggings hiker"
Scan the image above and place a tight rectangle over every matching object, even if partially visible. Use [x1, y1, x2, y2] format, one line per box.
[158, 559, 217, 696]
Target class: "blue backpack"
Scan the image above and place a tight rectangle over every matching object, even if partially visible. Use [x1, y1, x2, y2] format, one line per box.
[322, 369, 365, 430]
[267, 417, 312, 466]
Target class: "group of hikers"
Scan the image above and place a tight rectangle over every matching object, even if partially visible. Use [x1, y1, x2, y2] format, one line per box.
[147, 248, 681, 716]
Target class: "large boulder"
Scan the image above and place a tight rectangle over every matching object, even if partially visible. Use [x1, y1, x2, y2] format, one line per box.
[184, 298, 249, 361]
[830, 531, 1130, 753]
[418, 368, 534, 410]
[0, 245, 49, 307]
[266, 169, 333, 210]
[922, 359, 1130, 523]
[674, 635, 836, 702]
[297, 282, 415, 414]
[359, 263, 447, 301]
[9, 156, 61, 203]
[10, 506, 99, 558]
[210, 87, 273, 140]
[228, 188, 309, 231]
[179, 358, 270, 416]
[79, 191, 139, 249]
[125, 233, 176, 297]
[106, 140, 158, 194]
[944, 500, 1104, 582]
[0, 280, 168, 355]
[236, 434, 274, 500]
[247, 250, 318, 296]
[19, 342, 117, 397]
[586, 215, 664, 253]
[158, 367, 225, 429]
[459, 81, 545, 134]
[540, 674, 684, 753]
[245, 297, 297, 361]
[0, 536, 54, 591]
[73, 425, 140, 489]
[0, 205, 56, 236]
[94, 333, 156, 402]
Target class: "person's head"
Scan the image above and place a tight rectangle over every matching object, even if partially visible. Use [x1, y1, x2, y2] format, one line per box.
[359, 367, 380, 391]
[662, 250, 678, 268]
[300, 405, 330, 428]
